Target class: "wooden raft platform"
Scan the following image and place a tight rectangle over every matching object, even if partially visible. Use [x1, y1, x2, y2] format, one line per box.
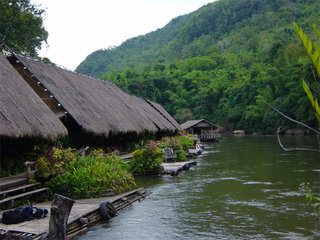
[161, 160, 197, 176]
[0, 173, 27, 191]
[0, 188, 146, 239]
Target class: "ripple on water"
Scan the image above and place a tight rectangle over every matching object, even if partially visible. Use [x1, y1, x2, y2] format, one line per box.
[270, 231, 308, 240]
[243, 181, 273, 185]
[226, 199, 269, 208]
[75, 137, 319, 240]
[278, 191, 304, 197]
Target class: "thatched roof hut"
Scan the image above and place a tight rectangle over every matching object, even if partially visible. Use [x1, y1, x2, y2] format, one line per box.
[181, 119, 220, 141]
[0, 54, 68, 140]
[181, 119, 219, 134]
[10, 54, 179, 137]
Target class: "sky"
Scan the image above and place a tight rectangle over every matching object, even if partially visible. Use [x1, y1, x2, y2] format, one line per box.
[31, 0, 213, 71]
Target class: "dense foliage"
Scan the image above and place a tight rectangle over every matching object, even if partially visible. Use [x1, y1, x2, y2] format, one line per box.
[36, 147, 135, 198]
[36, 136, 195, 195]
[0, 0, 48, 56]
[77, 0, 320, 133]
[129, 135, 195, 174]
[129, 140, 164, 175]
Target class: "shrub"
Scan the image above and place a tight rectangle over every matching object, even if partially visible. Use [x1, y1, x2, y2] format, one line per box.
[176, 136, 194, 150]
[37, 147, 75, 179]
[175, 149, 187, 161]
[159, 136, 193, 162]
[37, 147, 135, 198]
[129, 140, 164, 174]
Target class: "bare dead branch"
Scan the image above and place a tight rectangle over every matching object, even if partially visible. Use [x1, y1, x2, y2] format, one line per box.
[277, 127, 320, 152]
[258, 96, 320, 135]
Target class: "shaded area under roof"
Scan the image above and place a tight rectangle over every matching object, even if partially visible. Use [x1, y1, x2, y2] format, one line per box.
[0, 54, 68, 140]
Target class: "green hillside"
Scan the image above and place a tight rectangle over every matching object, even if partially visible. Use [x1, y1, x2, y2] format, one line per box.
[76, 12, 193, 77]
[76, 0, 320, 132]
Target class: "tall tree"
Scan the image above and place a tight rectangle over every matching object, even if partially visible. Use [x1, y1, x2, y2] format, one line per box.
[0, 0, 48, 56]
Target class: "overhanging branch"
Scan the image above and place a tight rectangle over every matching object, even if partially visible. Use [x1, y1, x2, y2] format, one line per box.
[258, 96, 320, 135]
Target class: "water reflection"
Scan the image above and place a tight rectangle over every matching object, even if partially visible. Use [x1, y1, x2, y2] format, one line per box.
[76, 135, 320, 240]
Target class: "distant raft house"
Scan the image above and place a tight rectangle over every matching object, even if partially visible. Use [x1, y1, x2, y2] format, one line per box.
[0, 51, 181, 147]
[181, 119, 220, 142]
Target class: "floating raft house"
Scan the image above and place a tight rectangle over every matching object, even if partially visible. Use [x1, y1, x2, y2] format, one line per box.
[181, 119, 220, 142]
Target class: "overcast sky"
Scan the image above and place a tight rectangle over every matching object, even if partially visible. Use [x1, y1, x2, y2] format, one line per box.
[30, 0, 213, 71]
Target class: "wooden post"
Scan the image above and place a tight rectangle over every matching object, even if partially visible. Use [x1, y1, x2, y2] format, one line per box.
[48, 193, 75, 240]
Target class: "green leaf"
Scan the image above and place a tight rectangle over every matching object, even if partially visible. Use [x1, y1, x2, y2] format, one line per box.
[306, 39, 312, 54]
[313, 43, 320, 62]
[314, 99, 320, 122]
[306, 193, 313, 202]
[302, 33, 308, 46]
[294, 22, 299, 33]
[302, 80, 315, 107]
[317, 58, 320, 76]
[313, 23, 320, 40]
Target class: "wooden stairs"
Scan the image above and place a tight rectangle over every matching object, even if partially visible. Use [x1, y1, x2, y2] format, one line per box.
[0, 173, 48, 209]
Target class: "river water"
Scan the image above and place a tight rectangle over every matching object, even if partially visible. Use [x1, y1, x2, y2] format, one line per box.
[76, 135, 320, 239]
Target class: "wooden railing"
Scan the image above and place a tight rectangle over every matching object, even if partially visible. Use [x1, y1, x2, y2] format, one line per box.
[198, 133, 221, 140]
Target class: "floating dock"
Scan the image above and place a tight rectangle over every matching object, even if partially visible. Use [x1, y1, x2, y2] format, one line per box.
[0, 188, 146, 239]
[0, 158, 197, 238]
[161, 160, 197, 176]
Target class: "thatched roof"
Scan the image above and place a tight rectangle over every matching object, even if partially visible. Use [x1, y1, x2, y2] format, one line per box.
[146, 100, 182, 130]
[0, 54, 68, 139]
[15, 54, 179, 136]
[181, 119, 218, 130]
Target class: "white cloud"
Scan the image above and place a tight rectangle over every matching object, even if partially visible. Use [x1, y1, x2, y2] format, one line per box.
[31, 0, 212, 70]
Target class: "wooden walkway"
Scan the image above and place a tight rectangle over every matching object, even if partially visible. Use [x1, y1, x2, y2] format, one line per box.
[118, 153, 133, 160]
[0, 188, 145, 239]
[0, 173, 27, 191]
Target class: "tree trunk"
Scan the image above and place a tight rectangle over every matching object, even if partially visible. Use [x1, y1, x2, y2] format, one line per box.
[48, 193, 75, 240]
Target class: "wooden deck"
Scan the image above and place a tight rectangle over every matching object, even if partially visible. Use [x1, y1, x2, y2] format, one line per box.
[118, 153, 133, 160]
[0, 173, 49, 209]
[161, 160, 197, 176]
[199, 133, 221, 142]
[0, 188, 145, 239]
[0, 173, 27, 191]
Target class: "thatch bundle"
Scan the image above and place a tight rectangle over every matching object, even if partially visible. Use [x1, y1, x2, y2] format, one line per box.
[15, 54, 180, 137]
[0, 54, 68, 140]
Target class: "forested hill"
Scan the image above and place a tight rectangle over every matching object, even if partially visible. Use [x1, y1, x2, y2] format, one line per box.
[76, 0, 320, 133]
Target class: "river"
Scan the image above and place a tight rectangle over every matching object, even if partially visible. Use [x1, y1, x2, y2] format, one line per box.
[76, 135, 320, 239]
